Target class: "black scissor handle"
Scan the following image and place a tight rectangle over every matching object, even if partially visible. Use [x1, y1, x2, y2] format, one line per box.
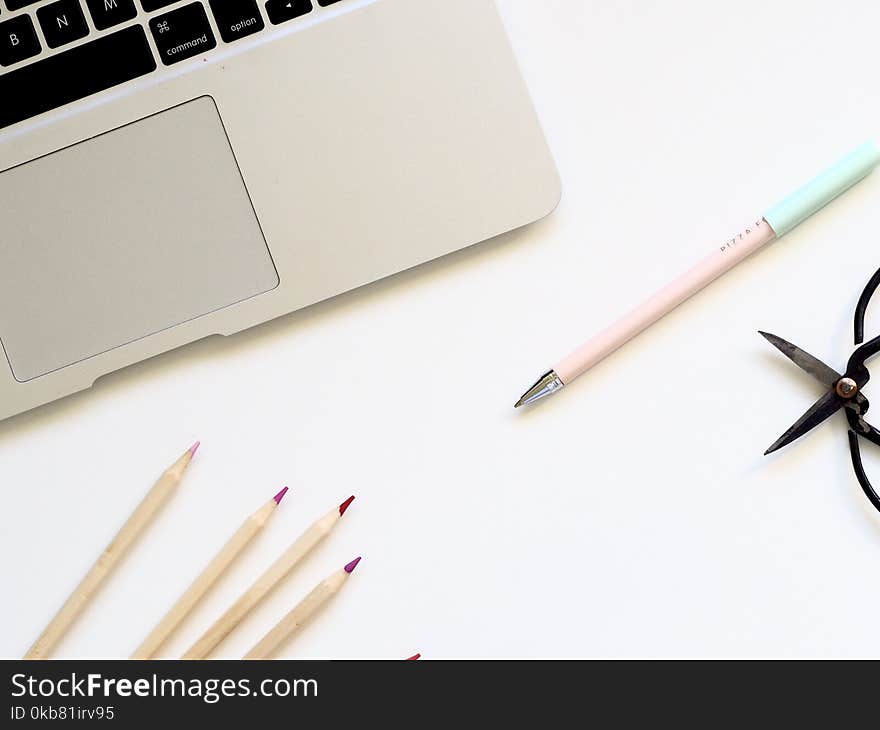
[844, 267, 880, 515]
[847, 267, 880, 383]
[847, 427, 880, 515]
[847, 334, 880, 384]
[854, 266, 880, 345]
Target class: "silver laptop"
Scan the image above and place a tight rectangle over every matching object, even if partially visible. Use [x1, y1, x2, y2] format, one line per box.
[0, 0, 560, 421]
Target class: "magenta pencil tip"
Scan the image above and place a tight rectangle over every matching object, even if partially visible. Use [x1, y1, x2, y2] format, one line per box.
[407, 653, 421, 661]
[273, 486, 289, 505]
[344, 556, 362, 574]
[338, 495, 355, 516]
[188, 441, 201, 458]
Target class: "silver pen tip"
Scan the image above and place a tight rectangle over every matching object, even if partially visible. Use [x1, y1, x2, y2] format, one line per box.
[514, 370, 565, 409]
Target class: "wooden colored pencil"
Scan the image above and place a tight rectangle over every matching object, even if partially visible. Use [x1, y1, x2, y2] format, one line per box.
[183, 495, 355, 659]
[25, 442, 200, 659]
[131, 486, 289, 659]
[244, 557, 361, 659]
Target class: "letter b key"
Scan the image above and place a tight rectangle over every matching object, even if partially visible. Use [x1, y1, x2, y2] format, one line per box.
[0, 15, 41, 67]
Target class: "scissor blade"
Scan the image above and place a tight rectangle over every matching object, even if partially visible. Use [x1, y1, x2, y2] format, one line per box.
[759, 331, 841, 387]
[764, 390, 843, 455]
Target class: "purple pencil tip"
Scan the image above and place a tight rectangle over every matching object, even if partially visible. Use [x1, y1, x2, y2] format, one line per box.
[188, 441, 201, 458]
[344, 556, 362, 574]
[273, 486, 289, 505]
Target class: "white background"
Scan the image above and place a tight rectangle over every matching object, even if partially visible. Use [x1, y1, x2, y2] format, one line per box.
[4, 0, 880, 659]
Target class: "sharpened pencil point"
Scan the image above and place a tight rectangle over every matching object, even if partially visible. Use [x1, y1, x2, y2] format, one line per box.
[344, 556, 361, 574]
[273, 486, 289, 505]
[339, 495, 355, 516]
[188, 441, 201, 458]
[407, 653, 421, 660]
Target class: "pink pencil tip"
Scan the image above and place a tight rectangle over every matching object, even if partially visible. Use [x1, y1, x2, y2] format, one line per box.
[338, 495, 355, 516]
[407, 653, 421, 661]
[344, 556, 362, 574]
[272, 486, 289, 505]
[188, 441, 201, 458]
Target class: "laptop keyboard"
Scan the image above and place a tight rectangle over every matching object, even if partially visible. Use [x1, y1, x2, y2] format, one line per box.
[0, 0, 349, 130]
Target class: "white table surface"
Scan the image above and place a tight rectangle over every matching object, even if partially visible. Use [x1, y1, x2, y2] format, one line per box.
[5, 0, 880, 659]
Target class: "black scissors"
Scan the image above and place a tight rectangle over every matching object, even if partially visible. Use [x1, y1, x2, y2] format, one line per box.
[761, 267, 880, 515]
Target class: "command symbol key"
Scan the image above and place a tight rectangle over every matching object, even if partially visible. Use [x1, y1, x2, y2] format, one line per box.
[149, 2, 217, 66]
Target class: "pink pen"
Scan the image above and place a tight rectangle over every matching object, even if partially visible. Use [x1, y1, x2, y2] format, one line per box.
[515, 142, 880, 408]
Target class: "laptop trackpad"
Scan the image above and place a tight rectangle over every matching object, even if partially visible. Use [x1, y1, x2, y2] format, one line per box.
[0, 97, 278, 382]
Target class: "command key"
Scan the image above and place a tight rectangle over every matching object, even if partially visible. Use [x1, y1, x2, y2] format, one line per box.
[149, 2, 217, 66]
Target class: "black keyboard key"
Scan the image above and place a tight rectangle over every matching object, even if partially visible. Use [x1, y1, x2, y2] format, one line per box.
[317, 0, 345, 5]
[86, 0, 137, 31]
[141, 0, 177, 10]
[6, 1, 41, 10]
[149, 3, 216, 66]
[0, 14, 41, 67]
[0, 25, 156, 129]
[209, 0, 264, 43]
[37, 0, 89, 49]
[265, 0, 311, 25]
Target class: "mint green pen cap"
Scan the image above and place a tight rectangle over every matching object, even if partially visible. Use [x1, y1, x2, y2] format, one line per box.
[764, 141, 880, 237]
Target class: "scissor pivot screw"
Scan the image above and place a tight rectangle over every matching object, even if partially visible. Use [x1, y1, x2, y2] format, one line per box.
[836, 377, 859, 398]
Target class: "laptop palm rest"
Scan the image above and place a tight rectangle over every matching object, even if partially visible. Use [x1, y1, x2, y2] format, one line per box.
[0, 96, 278, 382]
